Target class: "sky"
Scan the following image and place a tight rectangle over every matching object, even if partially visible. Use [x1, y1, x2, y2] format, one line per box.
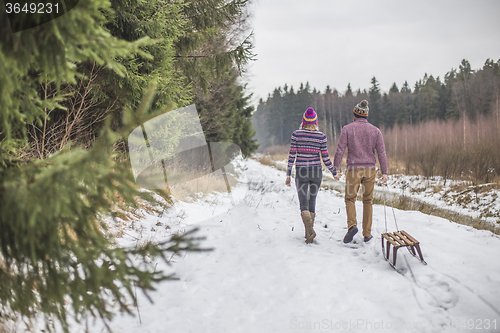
[245, 0, 500, 105]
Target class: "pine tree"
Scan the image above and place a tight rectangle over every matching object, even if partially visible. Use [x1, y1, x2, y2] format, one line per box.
[174, 0, 254, 92]
[283, 84, 298, 137]
[401, 81, 412, 94]
[389, 82, 399, 94]
[252, 98, 271, 150]
[23, 0, 258, 160]
[103, 0, 192, 111]
[385, 83, 406, 127]
[296, 82, 313, 115]
[193, 69, 257, 156]
[444, 69, 460, 120]
[0, 2, 205, 332]
[345, 83, 353, 97]
[265, 87, 285, 145]
[175, 0, 257, 155]
[369, 77, 382, 126]
[415, 74, 441, 121]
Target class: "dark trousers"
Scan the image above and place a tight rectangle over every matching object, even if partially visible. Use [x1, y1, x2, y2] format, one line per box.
[295, 167, 322, 213]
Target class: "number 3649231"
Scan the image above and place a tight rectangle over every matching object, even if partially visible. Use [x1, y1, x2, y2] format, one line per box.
[5, 3, 60, 14]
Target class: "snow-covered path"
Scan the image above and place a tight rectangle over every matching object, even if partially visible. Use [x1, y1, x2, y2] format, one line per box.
[83, 159, 500, 333]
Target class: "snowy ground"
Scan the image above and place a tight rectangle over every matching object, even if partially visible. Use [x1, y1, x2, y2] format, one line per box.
[385, 175, 500, 222]
[28, 158, 500, 332]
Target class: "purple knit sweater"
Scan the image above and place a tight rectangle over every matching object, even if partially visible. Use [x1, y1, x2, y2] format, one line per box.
[333, 118, 388, 174]
[287, 129, 336, 176]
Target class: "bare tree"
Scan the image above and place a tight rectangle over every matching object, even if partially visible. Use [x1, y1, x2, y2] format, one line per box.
[26, 62, 118, 160]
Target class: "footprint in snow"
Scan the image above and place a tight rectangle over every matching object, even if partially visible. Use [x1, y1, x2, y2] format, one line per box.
[416, 273, 459, 310]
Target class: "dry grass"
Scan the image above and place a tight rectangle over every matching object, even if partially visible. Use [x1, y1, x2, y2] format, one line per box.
[372, 193, 500, 235]
[386, 158, 407, 175]
[168, 170, 238, 202]
[256, 148, 288, 170]
[257, 155, 275, 167]
[262, 145, 289, 156]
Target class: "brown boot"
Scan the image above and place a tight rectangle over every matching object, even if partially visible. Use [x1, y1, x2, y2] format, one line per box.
[306, 212, 316, 244]
[301, 211, 316, 244]
[301, 211, 309, 238]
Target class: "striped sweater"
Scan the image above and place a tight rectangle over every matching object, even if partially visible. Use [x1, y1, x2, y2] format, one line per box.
[286, 129, 336, 176]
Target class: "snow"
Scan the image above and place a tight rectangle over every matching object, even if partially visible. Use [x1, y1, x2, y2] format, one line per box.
[383, 175, 500, 223]
[28, 159, 500, 332]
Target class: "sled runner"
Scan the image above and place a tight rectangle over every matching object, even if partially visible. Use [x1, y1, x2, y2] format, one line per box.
[381, 230, 426, 267]
[382, 186, 427, 268]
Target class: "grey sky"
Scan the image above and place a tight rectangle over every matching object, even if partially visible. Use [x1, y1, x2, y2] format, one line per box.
[245, 0, 500, 104]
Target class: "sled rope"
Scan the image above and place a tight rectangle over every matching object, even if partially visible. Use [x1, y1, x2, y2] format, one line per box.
[383, 185, 399, 232]
[383, 185, 388, 233]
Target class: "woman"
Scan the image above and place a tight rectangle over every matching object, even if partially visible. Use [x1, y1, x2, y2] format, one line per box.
[333, 100, 388, 244]
[286, 107, 337, 244]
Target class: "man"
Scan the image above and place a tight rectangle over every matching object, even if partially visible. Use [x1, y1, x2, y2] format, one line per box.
[333, 100, 388, 243]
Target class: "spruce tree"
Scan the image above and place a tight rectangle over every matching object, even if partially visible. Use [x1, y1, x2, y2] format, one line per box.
[103, 0, 193, 112]
[194, 68, 257, 156]
[401, 81, 412, 94]
[444, 69, 460, 120]
[0, 1, 204, 332]
[415, 74, 441, 121]
[283, 85, 297, 136]
[23, 0, 257, 160]
[345, 83, 353, 97]
[369, 77, 382, 126]
[252, 99, 271, 150]
[174, 0, 254, 91]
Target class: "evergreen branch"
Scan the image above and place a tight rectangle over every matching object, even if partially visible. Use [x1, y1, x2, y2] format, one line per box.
[173, 55, 211, 58]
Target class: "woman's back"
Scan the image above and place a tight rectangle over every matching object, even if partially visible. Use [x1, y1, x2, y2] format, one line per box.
[287, 129, 335, 174]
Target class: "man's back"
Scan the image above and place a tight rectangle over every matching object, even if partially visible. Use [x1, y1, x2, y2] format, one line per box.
[333, 118, 387, 174]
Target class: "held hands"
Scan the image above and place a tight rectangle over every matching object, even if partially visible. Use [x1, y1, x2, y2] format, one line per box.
[286, 172, 386, 183]
[333, 173, 386, 182]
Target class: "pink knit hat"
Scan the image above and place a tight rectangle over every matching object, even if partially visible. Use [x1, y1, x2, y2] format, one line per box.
[302, 107, 318, 125]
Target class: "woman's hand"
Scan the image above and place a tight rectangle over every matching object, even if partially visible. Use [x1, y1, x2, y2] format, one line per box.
[285, 176, 291, 187]
[334, 173, 341, 181]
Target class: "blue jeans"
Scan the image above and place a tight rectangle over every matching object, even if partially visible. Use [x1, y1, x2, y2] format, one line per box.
[295, 167, 322, 213]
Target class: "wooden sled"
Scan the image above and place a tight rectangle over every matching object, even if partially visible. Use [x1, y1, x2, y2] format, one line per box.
[381, 230, 427, 268]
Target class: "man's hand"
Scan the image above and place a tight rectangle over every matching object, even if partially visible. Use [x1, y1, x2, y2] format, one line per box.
[382, 174, 388, 184]
[334, 173, 341, 181]
[285, 176, 291, 187]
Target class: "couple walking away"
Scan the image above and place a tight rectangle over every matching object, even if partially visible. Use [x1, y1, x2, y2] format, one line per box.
[285, 100, 388, 244]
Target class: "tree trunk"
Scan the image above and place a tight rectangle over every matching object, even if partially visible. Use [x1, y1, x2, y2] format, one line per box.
[395, 130, 398, 162]
[463, 113, 466, 149]
[496, 90, 499, 142]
